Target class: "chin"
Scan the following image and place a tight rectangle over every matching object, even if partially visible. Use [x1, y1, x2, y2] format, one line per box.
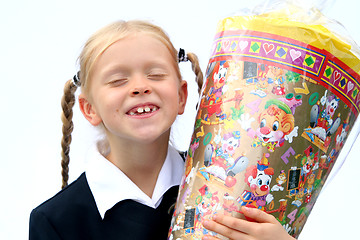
[135, 129, 171, 145]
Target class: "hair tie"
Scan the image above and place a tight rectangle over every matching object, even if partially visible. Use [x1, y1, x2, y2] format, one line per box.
[178, 48, 188, 62]
[72, 71, 81, 87]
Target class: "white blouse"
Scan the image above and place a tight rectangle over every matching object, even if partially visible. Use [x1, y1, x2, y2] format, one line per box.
[85, 144, 184, 219]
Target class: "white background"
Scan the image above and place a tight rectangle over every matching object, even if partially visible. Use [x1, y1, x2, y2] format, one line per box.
[1, 0, 359, 239]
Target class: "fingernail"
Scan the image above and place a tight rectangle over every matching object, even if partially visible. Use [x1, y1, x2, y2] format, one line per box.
[212, 214, 217, 220]
[242, 206, 250, 212]
[202, 220, 209, 227]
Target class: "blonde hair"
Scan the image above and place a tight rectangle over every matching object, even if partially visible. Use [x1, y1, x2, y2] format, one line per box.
[60, 20, 203, 188]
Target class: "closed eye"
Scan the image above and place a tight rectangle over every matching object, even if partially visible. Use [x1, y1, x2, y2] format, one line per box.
[108, 78, 128, 87]
[147, 73, 167, 80]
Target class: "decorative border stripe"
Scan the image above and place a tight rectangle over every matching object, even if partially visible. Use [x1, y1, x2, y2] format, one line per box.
[209, 30, 360, 116]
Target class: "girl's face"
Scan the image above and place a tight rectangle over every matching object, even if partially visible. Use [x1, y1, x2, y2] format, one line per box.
[79, 33, 187, 145]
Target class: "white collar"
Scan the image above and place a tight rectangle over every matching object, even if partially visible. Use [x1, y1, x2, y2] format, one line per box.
[85, 143, 184, 219]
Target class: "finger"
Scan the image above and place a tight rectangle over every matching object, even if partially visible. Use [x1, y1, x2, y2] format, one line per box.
[202, 234, 221, 240]
[203, 214, 249, 239]
[241, 206, 278, 224]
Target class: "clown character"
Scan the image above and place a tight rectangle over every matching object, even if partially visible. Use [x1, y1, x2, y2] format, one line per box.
[300, 146, 318, 185]
[195, 199, 212, 230]
[195, 186, 221, 232]
[201, 131, 249, 186]
[320, 91, 340, 126]
[211, 61, 229, 101]
[240, 94, 301, 152]
[266, 66, 286, 95]
[216, 131, 240, 165]
[197, 201, 211, 218]
[238, 153, 274, 211]
[195, 187, 212, 229]
[309, 91, 341, 141]
[203, 131, 240, 181]
[335, 122, 349, 152]
[271, 170, 287, 192]
[327, 112, 350, 164]
[204, 61, 229, 118]
[222, 193, 238, 215]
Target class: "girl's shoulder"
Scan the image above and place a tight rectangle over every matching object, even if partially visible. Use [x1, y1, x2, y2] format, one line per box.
[29, 173, 103, 239]
[30, 173, 98, 220]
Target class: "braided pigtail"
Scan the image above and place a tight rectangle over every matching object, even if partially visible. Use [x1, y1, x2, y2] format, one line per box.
[186, 52, 203, 94]
[60, 79, 78, 189]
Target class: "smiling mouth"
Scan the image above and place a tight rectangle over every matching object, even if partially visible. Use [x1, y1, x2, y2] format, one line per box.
[262, 137, 270, 142]
[254, 189, 266, 196]
[127, 105, 159, 116]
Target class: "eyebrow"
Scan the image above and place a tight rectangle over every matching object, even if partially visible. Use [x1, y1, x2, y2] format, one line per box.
[100, 65, 128, 80]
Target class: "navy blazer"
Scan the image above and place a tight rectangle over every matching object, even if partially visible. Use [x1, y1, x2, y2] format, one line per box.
[29, 173, 178, 240]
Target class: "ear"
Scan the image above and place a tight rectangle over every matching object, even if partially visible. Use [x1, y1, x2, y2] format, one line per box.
[78, 93, 102, 126]
[282, 119, 294, 135]
[178, 80, 188, 115]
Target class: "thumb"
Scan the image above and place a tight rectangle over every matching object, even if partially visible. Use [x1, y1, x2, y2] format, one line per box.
[241, 206, 277, 224]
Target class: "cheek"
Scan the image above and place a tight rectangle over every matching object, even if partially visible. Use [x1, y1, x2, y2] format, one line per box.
[250, 183, 257, 191]
[255, 128, 262, 136]
[273, 130, 284, 139]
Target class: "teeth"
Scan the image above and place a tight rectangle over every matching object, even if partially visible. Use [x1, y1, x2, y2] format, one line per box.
[130, 106, 158, 115]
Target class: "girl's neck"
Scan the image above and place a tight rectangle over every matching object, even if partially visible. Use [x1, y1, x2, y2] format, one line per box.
[105, 134, 170, 198]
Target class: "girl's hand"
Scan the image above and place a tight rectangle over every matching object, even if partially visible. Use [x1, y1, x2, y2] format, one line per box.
[202, 206, 296, 240]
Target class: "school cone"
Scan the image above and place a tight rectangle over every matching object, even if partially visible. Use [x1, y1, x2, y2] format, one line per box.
[168, 2, 360, 239]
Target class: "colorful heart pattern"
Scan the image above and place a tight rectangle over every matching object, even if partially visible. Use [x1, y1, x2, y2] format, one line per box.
[212, 30, 360, 115]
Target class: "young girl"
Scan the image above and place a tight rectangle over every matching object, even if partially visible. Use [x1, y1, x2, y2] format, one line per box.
[29, 20, 295, 240]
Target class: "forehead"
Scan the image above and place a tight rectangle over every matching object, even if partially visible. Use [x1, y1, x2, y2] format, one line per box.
[92, 33, 176, 76]
[102, 33, 171, 61]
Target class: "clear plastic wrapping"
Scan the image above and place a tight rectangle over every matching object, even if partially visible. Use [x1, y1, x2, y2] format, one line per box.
[168, 1, 360, 239]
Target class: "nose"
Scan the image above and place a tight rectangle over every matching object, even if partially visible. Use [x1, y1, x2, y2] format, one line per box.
[130, 76, 152, 96]
[260, 127, 271, 135]
[132, 88, 151, 96]
[260, 185, 268, 192]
